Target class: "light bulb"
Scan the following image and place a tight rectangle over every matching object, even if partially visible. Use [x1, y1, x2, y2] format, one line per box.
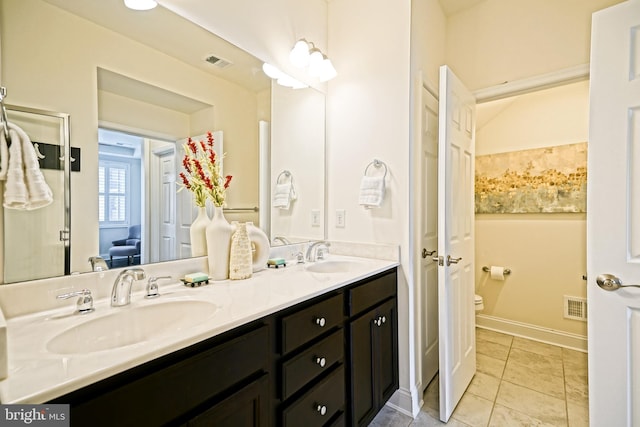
[308, 49, 324, 77]
[289, 40, 310, 68]
[124, 0, 158, 10]
[319, 58, 337, 82]
[262, 63, 283, 79]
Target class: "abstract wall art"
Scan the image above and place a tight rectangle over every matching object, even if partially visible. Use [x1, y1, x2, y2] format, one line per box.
[475, 142, 587, 214]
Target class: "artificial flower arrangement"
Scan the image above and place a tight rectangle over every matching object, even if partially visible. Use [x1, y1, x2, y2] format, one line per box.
[178, 131, 232, 207]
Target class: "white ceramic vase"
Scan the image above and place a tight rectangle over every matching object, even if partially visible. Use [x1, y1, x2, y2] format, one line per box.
[246, 222, 270, 272]
[206, 206, 234, 280]
[189, 206, 209, 257]
[229, 222, 253, 280]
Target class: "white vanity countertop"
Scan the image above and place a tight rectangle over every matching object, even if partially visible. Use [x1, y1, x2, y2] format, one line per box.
[0, 255, 398, 404]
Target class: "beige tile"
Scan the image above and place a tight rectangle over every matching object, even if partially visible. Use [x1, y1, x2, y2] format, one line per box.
[476, 328, 514, 347]
[512, 337, 562, 360]
[369, 405, 413, 427]
[507, 348, 564, 377]
[476, 338, 511, 361]
[496, 381, 567, 426]
[562, 348, 588, 368]
[423, 375, 440, 413]
[410, 409, 470, 426]
[488, 404, 558, 427]
[466, 372, 501, 401]
[477, 353, 506, 379]
[565, 370, 589, 407]
[567, 401, 589, 427]
[450, 393, 493, 427]
[502, 358, 565, 399]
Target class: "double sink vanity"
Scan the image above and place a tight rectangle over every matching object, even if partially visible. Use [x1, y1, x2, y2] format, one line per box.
[0, 247, 399, 426]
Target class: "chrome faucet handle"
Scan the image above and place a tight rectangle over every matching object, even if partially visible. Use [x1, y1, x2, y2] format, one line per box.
[145, 276, 172, 299]
[316, 246, 330, 260]
[296, 252, 305, 264]
[57, 289, 94, 314]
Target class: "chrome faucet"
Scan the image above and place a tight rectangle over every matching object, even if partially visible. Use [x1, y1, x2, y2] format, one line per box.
[306, 241, 331, 262]
[273, 236, 291, 246]
[88, 256, 109, 271]
[111, 268, 146, 307]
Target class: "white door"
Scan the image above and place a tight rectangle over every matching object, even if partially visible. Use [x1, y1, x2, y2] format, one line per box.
[419, 84, 440, 390]
[588, 1, 640, 425]
[148, 140, 176, 263]
[437, 65, 476, 422]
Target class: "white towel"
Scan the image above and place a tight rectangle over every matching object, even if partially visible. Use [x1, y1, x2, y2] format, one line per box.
[358, 175, 385, 209]
[273, 182, 297, 210]
[0, 126, 9, 180]
[1, 122, 53, 210]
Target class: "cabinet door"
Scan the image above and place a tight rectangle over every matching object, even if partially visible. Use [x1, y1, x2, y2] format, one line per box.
[348, 298, 398, 427]
[376, 298, 399, 404]
[349, 307, 376, 426]
[187, 374, 269, 427]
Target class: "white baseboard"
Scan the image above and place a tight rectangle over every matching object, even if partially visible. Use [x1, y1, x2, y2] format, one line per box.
[476, 314, 588, 352]
[387, 387, 421, 418]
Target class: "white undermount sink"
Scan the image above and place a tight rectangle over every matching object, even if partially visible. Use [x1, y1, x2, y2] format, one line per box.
[305, 259, 362, 274]
[47, 300, 218, 355]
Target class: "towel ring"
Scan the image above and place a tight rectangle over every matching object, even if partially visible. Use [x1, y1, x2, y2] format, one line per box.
[277, 170, 293, 184]
[364, 159, 388, 180]
[0, 87, 10, 143]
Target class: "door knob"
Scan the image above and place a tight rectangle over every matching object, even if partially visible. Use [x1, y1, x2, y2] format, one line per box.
[446, 255, 462, 266]
[596, 274, 640, 291]
[422, 249, 436, 259]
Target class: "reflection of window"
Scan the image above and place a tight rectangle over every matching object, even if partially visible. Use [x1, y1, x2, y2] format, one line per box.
[98, 160, 129, 224]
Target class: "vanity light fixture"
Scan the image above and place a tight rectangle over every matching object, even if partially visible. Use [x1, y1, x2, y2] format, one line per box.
[289, 39, 337, 82]
[262, 63, 308, 89]
[124, 0, 158, 11]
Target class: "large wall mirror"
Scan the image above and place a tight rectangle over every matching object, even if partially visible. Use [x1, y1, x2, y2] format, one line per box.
[0, 0, 326, 283]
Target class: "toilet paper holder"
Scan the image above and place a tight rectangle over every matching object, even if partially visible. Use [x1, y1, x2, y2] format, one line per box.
[482, 266, 511, 275]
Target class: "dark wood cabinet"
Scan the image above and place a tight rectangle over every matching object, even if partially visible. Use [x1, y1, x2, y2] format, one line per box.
[347, 271, 399, 427]
[50, 267, 398, 427]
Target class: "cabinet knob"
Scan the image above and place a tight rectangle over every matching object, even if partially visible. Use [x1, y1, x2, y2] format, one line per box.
[381, 316, 386, 324]
[315, 317, 326, 327]
[316, 404, 327, 416]
[373, 316, 382, 327]
[315, 356, 326, 368]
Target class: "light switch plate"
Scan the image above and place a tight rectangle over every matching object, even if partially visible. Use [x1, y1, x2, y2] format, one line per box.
[336, 209, 346, 228]
[311, 209, 320, 227]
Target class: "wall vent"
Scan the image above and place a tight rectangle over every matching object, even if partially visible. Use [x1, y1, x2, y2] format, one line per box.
[205, 55, 232, 68]
[563, 296, 587, 321]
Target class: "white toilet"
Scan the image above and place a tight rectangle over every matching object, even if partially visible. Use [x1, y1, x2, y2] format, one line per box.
[474, 294, 484, 312]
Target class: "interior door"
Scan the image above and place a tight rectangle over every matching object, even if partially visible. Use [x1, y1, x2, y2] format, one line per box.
[437, 65, 476, 422]
[157, 145, 177, 262]
[419, 84, 440, 390]
[588, 1, 640, 425]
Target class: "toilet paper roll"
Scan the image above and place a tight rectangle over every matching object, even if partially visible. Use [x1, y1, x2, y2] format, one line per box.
[490, 266, 505, 281]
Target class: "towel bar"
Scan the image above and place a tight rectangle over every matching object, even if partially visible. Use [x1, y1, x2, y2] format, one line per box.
[364, 159, 388, 179]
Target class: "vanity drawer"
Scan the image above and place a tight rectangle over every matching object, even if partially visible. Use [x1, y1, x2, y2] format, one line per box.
[64, 323, 269, 427]
[281, 328, 344, 400]
[281, 293, 343, 354]
[282, 364, 345, 427]
[347, 269, 397, 317]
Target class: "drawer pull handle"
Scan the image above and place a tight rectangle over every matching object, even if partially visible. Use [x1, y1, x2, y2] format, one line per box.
[315, 317, 326, 327]
[315, 356, 326, 368]
[316, 404, 327, 416]
[381, 315, 386, 324]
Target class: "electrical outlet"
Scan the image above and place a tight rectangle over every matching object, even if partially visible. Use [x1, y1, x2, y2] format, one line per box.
[336, 209, 346, 228]
[311, 209, 320, 227]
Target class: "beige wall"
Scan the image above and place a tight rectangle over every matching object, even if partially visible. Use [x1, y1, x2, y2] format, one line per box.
[475, 80, 589, 336]
[445, 0, 624, 91]
[1, 0, 261, 273]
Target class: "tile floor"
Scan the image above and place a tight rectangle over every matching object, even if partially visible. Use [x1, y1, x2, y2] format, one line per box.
[369, 328, 589, 427]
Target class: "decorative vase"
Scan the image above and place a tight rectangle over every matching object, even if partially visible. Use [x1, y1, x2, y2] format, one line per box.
[246, 222, 271, 272]
[190, 206, 209, 257]
[229, 222, 253, 280]
[206, 206, 234, 280]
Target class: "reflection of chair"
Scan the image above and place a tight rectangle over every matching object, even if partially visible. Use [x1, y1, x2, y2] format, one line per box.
[109, 225, 141, 266]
